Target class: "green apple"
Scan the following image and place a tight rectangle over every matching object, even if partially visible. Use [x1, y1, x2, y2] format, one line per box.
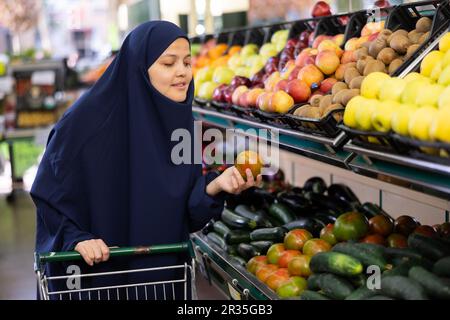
[430, 107, 450, 142]
[442, 50, 450, 68]
[391, 103, 418, 136]
[438, 64, 450, 86]
[344, 96, 366, 128]
[403, 72, 425, 83]
[379, 78, 407, 102]
[401, 78, 431, 104]
[240, 44, 259, 57]
[228, 54, 242, 70]
[198, 81, 219, 100]
[416, 84, 445, 107]
[250, 60, 265, 77]
[235, 67, 251, 78]
[196, 66, 214, 83]
[213, 66, 235, 85]
[438, 86, 450, 109]
[372, 100, 401, 132]
[430, 59, 443, 83]
[408, 106, 439, 141]
[271, 30, 289, 45]
[355, 99, 380, 131]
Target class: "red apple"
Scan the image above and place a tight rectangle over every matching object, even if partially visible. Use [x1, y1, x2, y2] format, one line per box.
[288, 66, 301, 81]
[315, 50, 340, 75]
[319, 78, 338, 94]
[274, 79, 289, 92]
[311, 1, 332, 17]
[297, 65, 324, 89]
[231, 85, 249, 105]
[231, 76, 251, 88]
[287, 79, 311, 103]
[298, 30, 311, 45]
[212, 84, 227, 102]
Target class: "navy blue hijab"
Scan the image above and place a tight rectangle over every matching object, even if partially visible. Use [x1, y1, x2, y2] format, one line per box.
[31, 21, 224, 299]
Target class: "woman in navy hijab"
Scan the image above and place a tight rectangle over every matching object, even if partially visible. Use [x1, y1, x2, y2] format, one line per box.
[31, 21, 260, 299]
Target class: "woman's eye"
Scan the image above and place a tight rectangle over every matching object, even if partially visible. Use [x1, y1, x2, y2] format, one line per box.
[162, 62, 174, 67]
[184, 61, 191, 67]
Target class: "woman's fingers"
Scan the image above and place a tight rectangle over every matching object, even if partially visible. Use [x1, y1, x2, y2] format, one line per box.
[245, 169, 255, 186]
[97, 239, 110, 262]
[255, 174, 263, 187]
[75, 239, 110, 266]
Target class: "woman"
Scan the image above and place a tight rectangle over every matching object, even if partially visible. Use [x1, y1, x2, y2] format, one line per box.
[31, 21, 260, 299]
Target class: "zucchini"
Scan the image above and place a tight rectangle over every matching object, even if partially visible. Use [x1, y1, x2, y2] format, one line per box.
[310, 252, 363, 277]
[237, 243, 260, 261]
[306, 192, 346, 213]
[213, 220, 231, 238]
[206, 232, 228, 251]
[383, 247, 423, 261]
[407, 233, 450, 261]
[277, 192, 312, 215]
[249, 227, 286, 242]
[318, 273, 354, 300]
[268, 203, 295, 224]
[327, 184, 361, 210]
[367, 295, 395, 300]
[250, 241, 274, 254]
[314, 211, 338, 225]
[380, 276, 428, 300]
[356, 243, 386, 257]
[433, 257, 450, 277]
[358, 202, 394, 222]
[345, 286, 377, 300]
[224, 230, 251, 245]
[229, 255, 247, 268]
[383, 260, 418, 277]
[300, 290, 331, 300]
[234, 204, 273, 228]
[226, 245, 238, 256]
[409, 266, 450, 299]
[307, 273, 323, 291]
[349, 274, 367, 288]
[221, 208, 258, 230]
[332, 242, 391, 271]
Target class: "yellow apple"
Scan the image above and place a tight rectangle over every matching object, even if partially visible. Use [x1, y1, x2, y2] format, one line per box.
[355, 99, 380, 131]
[438, 64, 450, 86]
[439, 32, 450, 53]
[401, 78, 431, 104]
[361, 72, 391, 99]
[344, 96, 366, 128]
[429, 108, 450, 142]
[372, 100, 401, 132]
[408, 106, 439, 141]
[438, 86, 450, 109]
[420, 50, 444, 77]
[391, 103, 418, 136]
[378, 78, 407, 102]
[416, 84, 445, 107]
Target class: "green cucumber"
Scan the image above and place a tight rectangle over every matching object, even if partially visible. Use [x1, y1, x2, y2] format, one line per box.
[249, 227, 286, 242]
[221, 208, 258, 230]
[234, 205, 273, 228]
[409, 266, 450, 299]
[380, 276, 428, 300]
[249, 241, 273, 254]
[433, 257, 450, 277]
[237, 243, 260, 261]
[356, 243, 386, 257]
[332, 242, 391, 271]
[367, 295, 395, 300]
[349, 274, 367, 288]
[307, 273, 323, 291]
[224, 230, 251, 245]
[318, 273, 354, 300]
[310, 252, 363, 277]
[384, 247, 424, 262]
[383, 260, 418, 277]
[268, 203, 295, 224]
[300, 290, 331, 300]
[407, 233, 450, 261]
[213, 221, 231, 238]
[206, 232, 228, 251]
[345, 286, 377, 300]
[229, 254, 247, 268]
[226, 245, 238, 256]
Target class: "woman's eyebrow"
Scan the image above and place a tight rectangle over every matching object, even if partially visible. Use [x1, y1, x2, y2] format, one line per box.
[161, 53, 191, 59]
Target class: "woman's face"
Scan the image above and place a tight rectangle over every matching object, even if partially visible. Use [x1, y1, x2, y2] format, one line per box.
[148, 38, 192, 102]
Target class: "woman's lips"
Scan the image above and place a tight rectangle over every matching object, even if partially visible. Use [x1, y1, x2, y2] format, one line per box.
[172, 82, 187, 89]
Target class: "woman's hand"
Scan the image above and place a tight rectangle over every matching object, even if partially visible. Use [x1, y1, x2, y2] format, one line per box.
[74, 239, 110, 266]
[206, 166, 262, 196]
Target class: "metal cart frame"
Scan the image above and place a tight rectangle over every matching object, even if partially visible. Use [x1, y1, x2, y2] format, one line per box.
[34, 242, 197, 300]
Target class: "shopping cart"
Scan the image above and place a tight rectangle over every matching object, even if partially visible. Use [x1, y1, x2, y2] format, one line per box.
[34, 242, 197, 300]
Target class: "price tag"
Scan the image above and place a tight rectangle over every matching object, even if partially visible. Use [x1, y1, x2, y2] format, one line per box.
[227, 282, 241, 300]
[31, 71, 55, 86]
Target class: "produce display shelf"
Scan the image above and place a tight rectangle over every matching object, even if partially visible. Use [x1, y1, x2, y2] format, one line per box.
[193, 105, 350, 168]
[191, 232, 278, 300]
[345, 142, 450, 199]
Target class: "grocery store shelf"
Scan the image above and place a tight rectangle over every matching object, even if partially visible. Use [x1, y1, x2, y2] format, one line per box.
[345, 142, 450, 199]
[193, 105, 350, 169]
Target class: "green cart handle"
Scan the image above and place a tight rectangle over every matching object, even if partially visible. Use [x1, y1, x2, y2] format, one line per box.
[36, 242, 193, 265]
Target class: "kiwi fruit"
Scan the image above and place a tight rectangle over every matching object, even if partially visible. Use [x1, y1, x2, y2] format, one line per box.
[354, 47, 369, 60]
[349, 76, 365, 89]
[388, 58, 403, 74]
[418, 32, 430, 44]
[416, 17, 432, 33]
[356, 55, 374, 74]
[408, 30, 423, 44]
[389, 35, 411, 55]
[377, 47, 397, 65]
[331, 82, 348, 96]
[305, 107, 321, 119]
[405, 44, 420, 59]
[309, 94, 323, 108]
[363, 59, 386, 76]
[318, 95, 333, 114]
[322, 103, 344, 122]
[344, 67, 360, 85]
[340, 89, 360, 106]
[361, 41, 372, 50]
[368, 37, 387, 58]
[377, 29, 393, 40]
[387, 29, 409, 43]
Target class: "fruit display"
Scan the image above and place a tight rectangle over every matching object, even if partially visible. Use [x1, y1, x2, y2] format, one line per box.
[202, 174, 450, 299]
[342, 31, 450, 158]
